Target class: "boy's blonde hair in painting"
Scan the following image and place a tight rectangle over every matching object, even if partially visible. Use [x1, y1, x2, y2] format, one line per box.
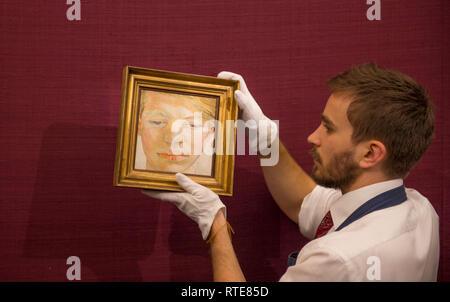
[139, 91, 216, 121]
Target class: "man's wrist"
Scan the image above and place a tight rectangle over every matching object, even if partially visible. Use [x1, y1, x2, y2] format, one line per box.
[206, 210, 230, 244]
[211, 210, 227, 233]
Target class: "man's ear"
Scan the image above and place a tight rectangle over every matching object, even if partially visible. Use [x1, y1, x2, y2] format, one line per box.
[359, 140, 387, 169]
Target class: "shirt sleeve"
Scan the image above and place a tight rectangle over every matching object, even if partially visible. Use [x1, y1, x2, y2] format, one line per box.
[279, 245, 352, 281]
[298, 185, 341, 239]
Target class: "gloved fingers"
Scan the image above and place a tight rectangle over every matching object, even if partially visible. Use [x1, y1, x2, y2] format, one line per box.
[141, 189, 161, 199]
[235, 90, 264, 122]
[175, 173, 202, 195]
[217, 71, 250, 96]
[269, 120, 279, 141]
[235, 90, 252, 114]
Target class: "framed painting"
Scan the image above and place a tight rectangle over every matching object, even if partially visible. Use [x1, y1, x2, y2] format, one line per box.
[114, 66, 239, 196]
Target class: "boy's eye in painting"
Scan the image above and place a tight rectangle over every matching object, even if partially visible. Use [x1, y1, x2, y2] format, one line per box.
[148, 120, 167, 127]
[189, 123, 202, 128]
[178, 120, 202, 129]
[184, 119, 203, 129]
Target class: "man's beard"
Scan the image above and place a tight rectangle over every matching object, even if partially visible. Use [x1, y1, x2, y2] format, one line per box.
[309, 147, 362, 190]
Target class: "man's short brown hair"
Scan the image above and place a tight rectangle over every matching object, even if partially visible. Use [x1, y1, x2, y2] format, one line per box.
[327, 63, 434, 178]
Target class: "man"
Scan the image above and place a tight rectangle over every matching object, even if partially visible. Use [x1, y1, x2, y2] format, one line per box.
[143, 63, 439, 281]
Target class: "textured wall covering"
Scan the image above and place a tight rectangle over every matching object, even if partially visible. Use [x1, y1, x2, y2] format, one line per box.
[0, 0, 448, 281]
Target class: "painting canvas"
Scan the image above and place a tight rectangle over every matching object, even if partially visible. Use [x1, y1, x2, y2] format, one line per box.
[114, 66, 239, 196]
[135, 88, 217, 177]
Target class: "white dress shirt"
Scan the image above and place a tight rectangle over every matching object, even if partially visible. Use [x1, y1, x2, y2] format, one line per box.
[279, 179, 440, 281]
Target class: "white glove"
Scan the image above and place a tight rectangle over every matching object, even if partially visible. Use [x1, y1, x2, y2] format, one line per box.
[217, 71, 278, 163]
[142, 173, 226, 240]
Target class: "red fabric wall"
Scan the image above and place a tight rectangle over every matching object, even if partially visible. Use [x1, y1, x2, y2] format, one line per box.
[0, 0, 448, 281]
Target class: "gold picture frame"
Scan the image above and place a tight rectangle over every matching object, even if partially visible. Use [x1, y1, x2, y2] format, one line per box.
[114, 66, 239, 196]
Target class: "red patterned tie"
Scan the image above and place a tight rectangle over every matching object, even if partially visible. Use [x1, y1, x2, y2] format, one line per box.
[314, 210, 334, 239]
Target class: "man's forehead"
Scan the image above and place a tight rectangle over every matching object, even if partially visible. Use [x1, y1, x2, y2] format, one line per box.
[322, 93, 353, 125]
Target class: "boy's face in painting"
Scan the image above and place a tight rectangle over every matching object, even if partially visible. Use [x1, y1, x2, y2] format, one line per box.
[138, 91, 214, 173]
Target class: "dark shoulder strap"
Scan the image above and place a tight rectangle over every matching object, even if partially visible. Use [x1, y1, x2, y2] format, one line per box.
[335, 185, 407, 232]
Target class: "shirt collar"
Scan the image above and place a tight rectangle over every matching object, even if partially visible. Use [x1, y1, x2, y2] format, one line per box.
[330, 179, 404, 229]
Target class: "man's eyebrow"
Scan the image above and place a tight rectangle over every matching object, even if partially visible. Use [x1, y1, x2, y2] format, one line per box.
[321, 114, 336, 128]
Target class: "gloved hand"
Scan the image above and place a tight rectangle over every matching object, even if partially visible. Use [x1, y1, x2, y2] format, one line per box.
[142, 173, 226, 240]
[217, 71, 278, 158]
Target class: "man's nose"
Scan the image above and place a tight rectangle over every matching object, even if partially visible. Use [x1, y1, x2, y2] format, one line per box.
[307, 126, 320, 146]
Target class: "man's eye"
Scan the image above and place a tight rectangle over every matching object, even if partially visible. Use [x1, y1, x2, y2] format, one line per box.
[322, 123, 333, 133]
